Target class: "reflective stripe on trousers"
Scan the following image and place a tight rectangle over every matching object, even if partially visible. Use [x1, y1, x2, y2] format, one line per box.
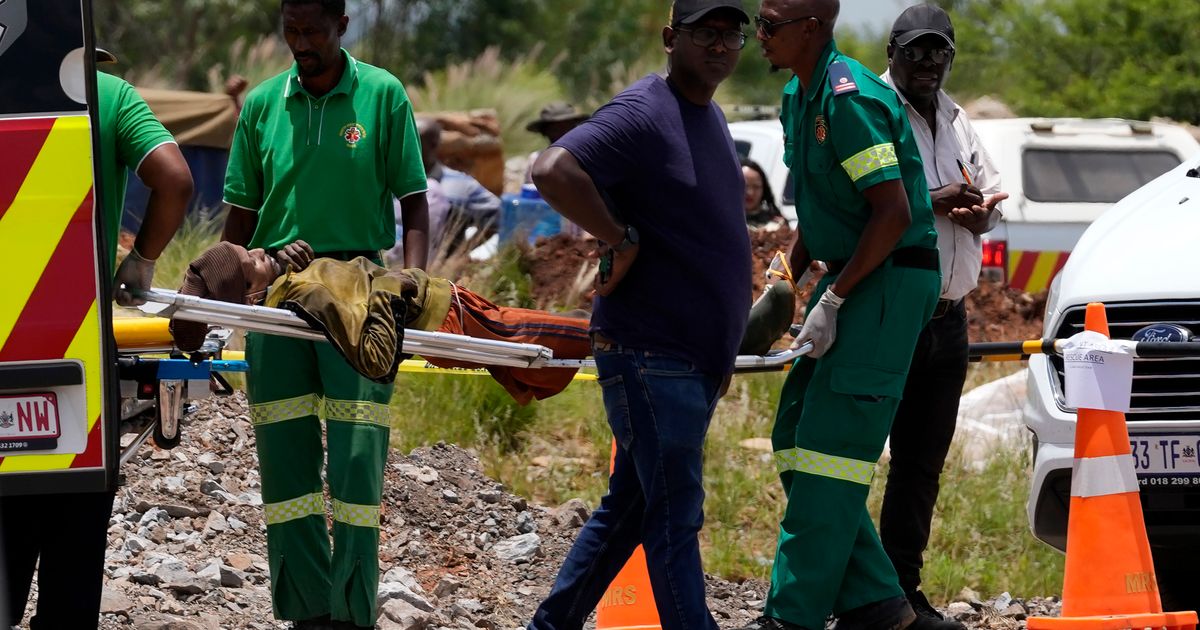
[249, 393, 391, 428]
[774, 446, 876, 485]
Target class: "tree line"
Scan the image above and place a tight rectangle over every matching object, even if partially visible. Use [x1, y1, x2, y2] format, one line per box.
[95, 0, 1200, 124]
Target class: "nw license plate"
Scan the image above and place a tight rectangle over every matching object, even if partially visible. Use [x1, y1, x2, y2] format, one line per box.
[1130, 434, 1200, 485]
[0, 393, 61, 452]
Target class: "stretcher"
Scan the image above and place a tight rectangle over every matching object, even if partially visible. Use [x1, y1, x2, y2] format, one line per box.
[110, 288, 811, 464]
[131, 288, 813, 371]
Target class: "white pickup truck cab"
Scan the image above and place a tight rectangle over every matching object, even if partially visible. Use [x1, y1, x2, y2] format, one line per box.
[1023, 155, 1200, 608]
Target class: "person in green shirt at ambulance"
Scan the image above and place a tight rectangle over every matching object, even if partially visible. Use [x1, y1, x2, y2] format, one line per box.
[1, 48, 192, 629]
[219, 1, 429, 628]
[741, 1, 960, 629]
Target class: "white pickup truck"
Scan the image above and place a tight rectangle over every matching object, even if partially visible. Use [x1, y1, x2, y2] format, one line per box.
[729, 117, 1199, 292]
[1023, 155, 1200, 609]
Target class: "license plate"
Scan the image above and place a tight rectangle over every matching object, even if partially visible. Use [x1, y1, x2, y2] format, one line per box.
[1130, 434, 1200, 482]
[0, 393, 61, 452]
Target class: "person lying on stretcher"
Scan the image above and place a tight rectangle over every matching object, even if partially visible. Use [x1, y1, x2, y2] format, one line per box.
[170, 240, 591, 404]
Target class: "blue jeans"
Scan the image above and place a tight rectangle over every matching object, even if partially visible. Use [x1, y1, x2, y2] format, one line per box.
[529, 344, 722, 630]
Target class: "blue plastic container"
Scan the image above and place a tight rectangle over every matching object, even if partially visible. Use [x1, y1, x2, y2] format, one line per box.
[499, 186, 562, 244]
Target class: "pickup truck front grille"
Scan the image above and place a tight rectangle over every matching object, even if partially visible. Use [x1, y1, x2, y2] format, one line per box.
[1051, 300, 1200, 420]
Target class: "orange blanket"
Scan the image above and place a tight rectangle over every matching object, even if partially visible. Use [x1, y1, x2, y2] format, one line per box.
[430, 284, 591, 404]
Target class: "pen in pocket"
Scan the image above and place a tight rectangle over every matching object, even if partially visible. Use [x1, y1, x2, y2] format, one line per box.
[956, 158, 973, 186]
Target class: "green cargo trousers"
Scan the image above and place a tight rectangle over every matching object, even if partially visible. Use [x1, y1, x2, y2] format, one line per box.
[246, 332, 394, 627]
[764, 263, 938, 630]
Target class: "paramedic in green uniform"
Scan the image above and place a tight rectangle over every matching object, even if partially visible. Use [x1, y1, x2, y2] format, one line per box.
[220, 1, 428, 628]
[744, 1, 956, 629]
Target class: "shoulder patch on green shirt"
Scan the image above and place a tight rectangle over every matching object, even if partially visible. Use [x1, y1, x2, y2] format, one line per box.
[828, 62, 859, 96]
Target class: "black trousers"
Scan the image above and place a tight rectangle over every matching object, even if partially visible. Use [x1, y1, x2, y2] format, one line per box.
[879, 299, 969, 593]
[0, 490, 116, 629]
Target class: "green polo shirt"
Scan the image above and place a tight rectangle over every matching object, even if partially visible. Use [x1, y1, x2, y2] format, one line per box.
[223, 49, 427, 252]
[780, 40, 936, 263]
[96, 72, 176, 266]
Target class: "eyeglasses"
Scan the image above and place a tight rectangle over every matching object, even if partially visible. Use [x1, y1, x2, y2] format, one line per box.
[675, 27, 747, 51]
[897, 44, 954, 65]
[754, 14, 821, 39]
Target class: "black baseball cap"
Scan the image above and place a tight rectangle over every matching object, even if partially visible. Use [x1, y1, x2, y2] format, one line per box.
[671, 0, 750, 26]
[891, 4, 955, 48]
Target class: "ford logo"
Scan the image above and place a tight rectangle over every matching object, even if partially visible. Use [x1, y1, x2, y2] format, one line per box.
[1132, 324, 1193, 343]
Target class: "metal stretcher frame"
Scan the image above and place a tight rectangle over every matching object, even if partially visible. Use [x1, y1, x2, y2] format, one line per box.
[136, 288, 812, 371]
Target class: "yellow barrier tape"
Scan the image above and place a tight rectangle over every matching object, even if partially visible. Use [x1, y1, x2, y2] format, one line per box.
[218, 351, 598, 381]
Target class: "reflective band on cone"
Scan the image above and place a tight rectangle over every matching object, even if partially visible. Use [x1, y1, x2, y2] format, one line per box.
[1071, 455, 1139, 498]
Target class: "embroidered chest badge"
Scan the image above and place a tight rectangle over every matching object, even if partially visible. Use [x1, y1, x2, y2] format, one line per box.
[341, 122, 366, 148]
[815, 115, 828, 145]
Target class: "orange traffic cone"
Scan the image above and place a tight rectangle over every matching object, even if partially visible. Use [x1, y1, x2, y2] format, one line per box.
[595, 438, 661, 630]
[1028, 303, 1197, 630]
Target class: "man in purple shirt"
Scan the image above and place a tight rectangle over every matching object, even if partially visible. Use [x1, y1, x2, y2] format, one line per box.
[526, 1, 751, 629]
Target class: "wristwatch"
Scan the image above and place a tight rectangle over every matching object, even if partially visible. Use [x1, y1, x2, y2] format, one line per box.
[612, 224, 639, 252]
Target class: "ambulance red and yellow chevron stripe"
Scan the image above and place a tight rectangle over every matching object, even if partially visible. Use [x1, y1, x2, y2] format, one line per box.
[0, 115, 108, 475]
[1007, 249, 1070, 293]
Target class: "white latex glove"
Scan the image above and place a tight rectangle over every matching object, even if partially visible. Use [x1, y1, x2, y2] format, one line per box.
[114, 248, 156, 306]
[791, 286, 845, 358]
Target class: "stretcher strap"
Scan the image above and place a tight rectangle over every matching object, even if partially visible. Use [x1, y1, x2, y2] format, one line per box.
[332, 499, 380, 528]
[249, 394, 390, 428]
[774, 447, 875, 485]
[264, 492, 324, 525]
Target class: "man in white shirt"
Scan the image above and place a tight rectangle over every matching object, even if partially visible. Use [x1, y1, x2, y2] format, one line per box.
[878, 4, 1008, 624]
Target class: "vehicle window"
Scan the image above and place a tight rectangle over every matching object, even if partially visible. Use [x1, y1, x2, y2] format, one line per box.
[1023, 149, 1181, 203]
[735, 140, 752, 158]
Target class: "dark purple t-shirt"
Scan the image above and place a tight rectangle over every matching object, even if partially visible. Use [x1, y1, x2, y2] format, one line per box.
[556, 74, 751, 377]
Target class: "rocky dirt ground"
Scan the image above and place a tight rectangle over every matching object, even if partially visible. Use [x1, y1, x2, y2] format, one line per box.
[13, 394, 1063, 629]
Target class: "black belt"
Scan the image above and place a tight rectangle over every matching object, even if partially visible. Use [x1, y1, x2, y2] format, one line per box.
[931, 298, 963, 319]
[825, 246, 939, 276]
[314, 249, 380, 262]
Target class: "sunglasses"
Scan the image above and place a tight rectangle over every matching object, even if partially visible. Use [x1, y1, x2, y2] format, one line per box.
[754, 14, 822, 39]
[897, 44, 954, 65]
[675, 26, 747, 51]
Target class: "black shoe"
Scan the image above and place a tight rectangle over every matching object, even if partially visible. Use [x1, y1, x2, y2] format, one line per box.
[330, 621, 375, 630]
[740, 614, 810, 630]
[832, 596, 914, 630]
[292, 614, 333, 630]
[907, 590, 946, 621]
[739, 281, 797, 356]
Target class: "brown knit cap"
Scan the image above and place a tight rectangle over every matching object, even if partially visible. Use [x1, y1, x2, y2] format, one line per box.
[171, 242, 252, 351]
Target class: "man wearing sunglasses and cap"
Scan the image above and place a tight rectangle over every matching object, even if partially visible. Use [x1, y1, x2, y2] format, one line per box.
[525, 1, 751, 629]
[878, 5, 1005, 626]
[744, 0, 958, 629]
[1, 47, 192, 629]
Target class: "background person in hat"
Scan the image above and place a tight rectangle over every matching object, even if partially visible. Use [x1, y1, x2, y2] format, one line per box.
[0, 47, 192, 630]
[742, 0, 957, 628]
[523, 102, 590, 186]
[524, 0, 751, 628]
[877, 4, 1006, 624]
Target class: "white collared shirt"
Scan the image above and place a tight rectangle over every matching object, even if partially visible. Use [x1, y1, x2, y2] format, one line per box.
[882, 70, 1003, 301]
